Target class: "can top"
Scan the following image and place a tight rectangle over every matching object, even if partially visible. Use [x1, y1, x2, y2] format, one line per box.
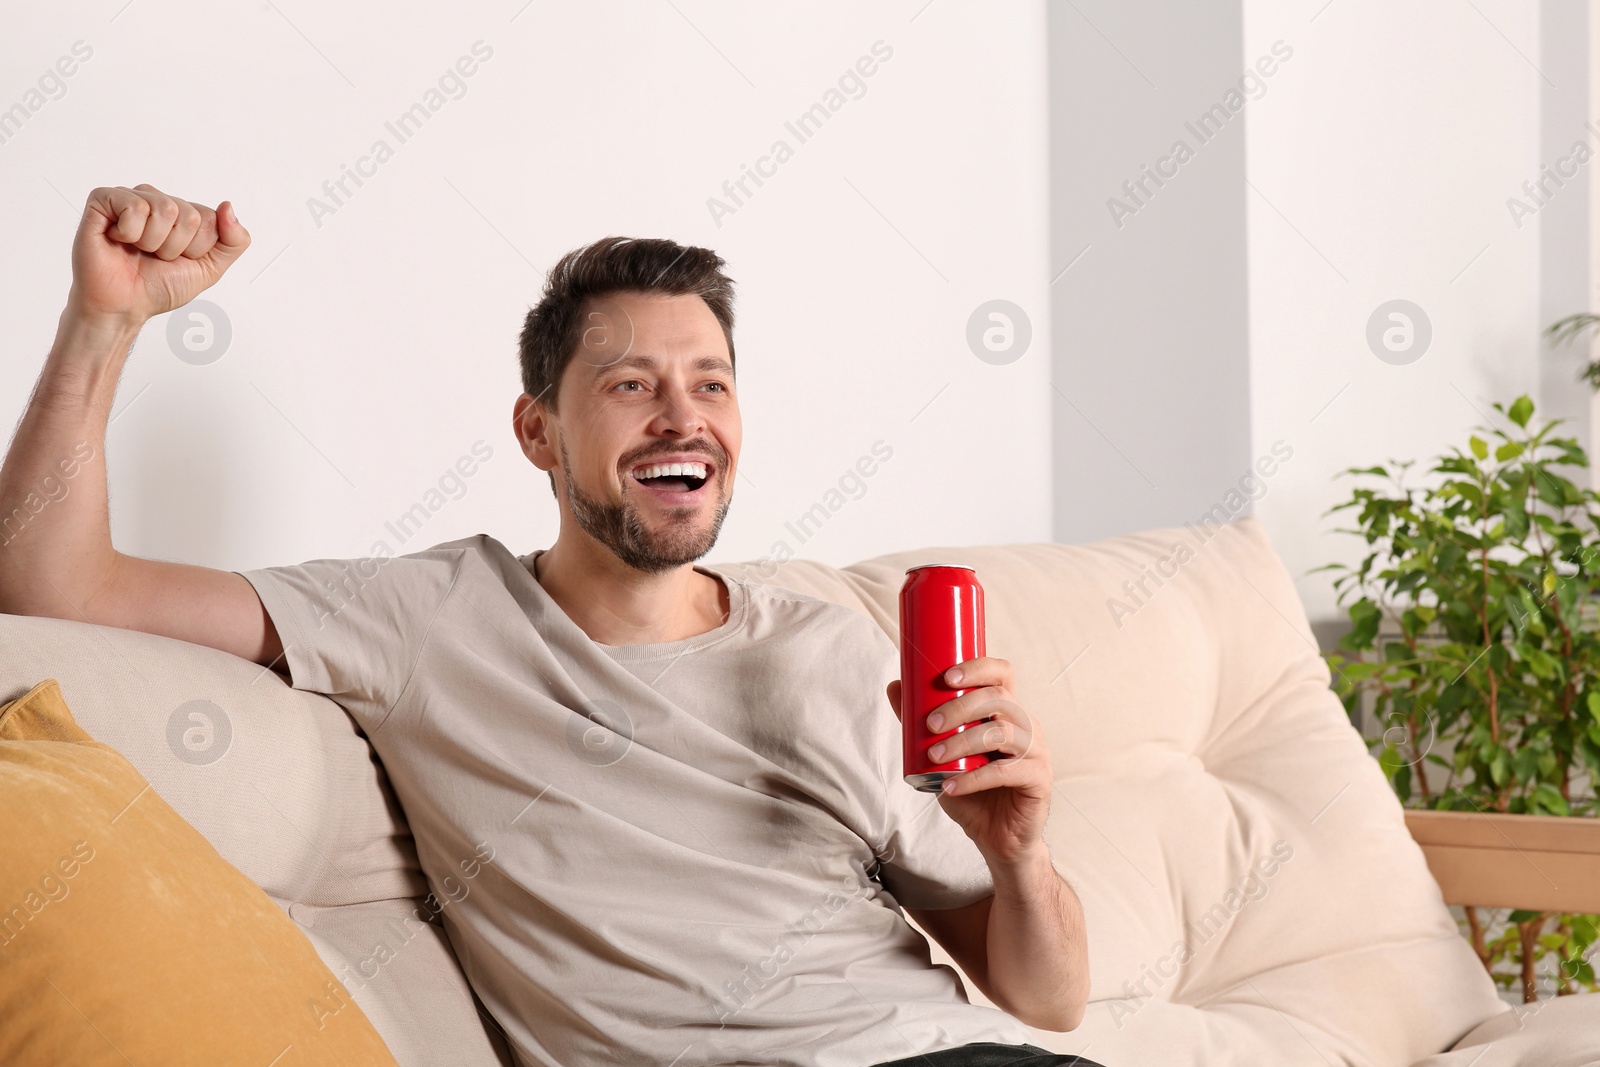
[905, 563, 976, 573]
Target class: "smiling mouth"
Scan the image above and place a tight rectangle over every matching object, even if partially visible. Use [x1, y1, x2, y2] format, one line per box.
[632, 472, 708, 493]
[627, 460, 714, 502]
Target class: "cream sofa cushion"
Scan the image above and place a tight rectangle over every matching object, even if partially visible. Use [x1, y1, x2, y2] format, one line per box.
[1413, 994, 1600, 1066]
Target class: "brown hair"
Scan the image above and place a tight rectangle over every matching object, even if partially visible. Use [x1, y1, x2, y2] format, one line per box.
[518, 236, 737, 495]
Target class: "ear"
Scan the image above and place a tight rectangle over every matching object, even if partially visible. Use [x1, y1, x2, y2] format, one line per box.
[512, 392, 557, 473]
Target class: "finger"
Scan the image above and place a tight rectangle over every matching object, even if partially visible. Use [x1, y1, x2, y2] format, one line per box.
[84, 186, 152, 245]
[204, 200, 251, 269]
[926, 722, 1006, 765]
[178, 203, 220, 260]
[941, 655, 1012, 691]
[928, 684, 1012, 731]
[928, 708, 1032, 764]
[129, 183, 181, 253]
[154, 200, 204, 261]
[885, 679, 903, 722]
[939, 753, 1050, 798]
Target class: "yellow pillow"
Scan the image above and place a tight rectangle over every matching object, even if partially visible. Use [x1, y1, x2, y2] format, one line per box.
[0, 678, 399, 1066]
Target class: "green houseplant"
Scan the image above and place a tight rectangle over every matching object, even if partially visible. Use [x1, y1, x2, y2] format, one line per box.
[1546, 313, 1600, 389]
[1321, 395, 1600, 1001]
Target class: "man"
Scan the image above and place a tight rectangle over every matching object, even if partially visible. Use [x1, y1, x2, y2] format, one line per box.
[0, 185, 1097, 1067]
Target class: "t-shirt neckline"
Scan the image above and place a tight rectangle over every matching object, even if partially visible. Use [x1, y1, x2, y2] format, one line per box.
[516, 547, 748, 663]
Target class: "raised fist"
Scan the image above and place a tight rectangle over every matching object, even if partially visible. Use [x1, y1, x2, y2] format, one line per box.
[68, 183, 250, 327]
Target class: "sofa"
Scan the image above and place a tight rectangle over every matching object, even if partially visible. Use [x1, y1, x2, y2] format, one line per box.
[2, 515, 1596, 1065]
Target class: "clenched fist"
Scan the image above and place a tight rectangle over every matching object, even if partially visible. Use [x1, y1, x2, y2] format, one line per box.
[68, 184, 250, 328]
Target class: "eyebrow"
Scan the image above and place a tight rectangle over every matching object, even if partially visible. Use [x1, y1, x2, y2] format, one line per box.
[595, 353, 734, 377]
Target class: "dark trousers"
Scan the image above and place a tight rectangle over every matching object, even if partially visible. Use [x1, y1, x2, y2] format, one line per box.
[867, 1042, 1106, 1067]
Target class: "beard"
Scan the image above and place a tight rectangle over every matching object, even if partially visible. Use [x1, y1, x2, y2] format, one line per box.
[559, 440, 732, 576]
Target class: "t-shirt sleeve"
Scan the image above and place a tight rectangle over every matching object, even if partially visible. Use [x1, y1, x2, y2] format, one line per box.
[233, 543, 465, 731]
[851, 615, 996, 912]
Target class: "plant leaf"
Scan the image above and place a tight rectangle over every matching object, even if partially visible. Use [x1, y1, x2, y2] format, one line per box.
[1508, 395, 1535, 428]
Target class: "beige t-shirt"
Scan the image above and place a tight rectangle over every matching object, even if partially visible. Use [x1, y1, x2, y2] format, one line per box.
[237, 533, 1030, 1067]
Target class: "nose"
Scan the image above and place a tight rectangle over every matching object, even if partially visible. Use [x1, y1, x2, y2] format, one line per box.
[649, 382, 705, 438]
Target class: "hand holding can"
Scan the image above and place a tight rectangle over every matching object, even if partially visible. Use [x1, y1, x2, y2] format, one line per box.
[899, 565, 992, 792]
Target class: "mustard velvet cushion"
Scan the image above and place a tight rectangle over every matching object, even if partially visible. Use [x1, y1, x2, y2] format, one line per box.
[0, 678, 399, 1067]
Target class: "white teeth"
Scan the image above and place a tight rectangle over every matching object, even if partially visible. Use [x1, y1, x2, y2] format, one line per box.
[633, 461, 707, 480]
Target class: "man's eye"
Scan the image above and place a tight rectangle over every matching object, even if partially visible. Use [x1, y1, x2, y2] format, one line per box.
[704, 382, 726, 393]
[614, 381, 643, 392]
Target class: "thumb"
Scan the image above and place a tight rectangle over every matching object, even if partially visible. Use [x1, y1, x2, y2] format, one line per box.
[885, 679, 902, 722]
[206, 200, 251, 269]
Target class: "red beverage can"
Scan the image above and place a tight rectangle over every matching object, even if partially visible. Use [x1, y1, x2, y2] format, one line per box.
[899, 564, 991, 792]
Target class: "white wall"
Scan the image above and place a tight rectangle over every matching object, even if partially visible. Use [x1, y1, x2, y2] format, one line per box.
[1539, 0, 1593, 449]
[1049, 0, 1255, 546]
[0, 1, 1051, 575]
[1244, 0, 1543, 622]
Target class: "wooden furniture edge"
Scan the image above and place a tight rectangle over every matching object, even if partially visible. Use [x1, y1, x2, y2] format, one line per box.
[1404, 810, 1600, 914]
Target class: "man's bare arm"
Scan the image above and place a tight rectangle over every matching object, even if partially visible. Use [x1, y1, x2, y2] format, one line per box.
[911, 848, 1088, 1031]
[0, 184, 283, 670]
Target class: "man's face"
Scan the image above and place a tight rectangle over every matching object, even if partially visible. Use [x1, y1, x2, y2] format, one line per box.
[522, 290, 741, 575]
